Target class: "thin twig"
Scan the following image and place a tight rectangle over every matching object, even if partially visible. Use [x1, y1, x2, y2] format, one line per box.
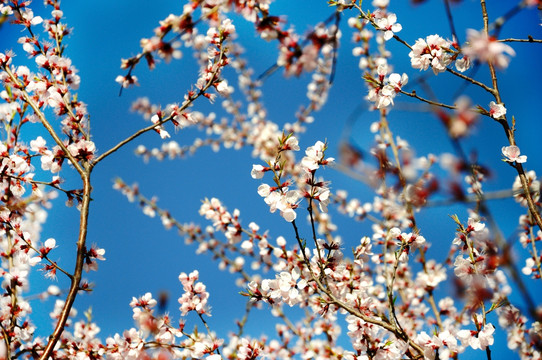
[499, 37, 542, 43]
[444, 0, 460, 45]
[93, 41, 227, 167]
[400, 89, 457, 110]
[445, 67, 496, 95]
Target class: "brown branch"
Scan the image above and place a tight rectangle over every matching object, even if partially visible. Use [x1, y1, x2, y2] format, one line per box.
[480, 0, 542, 232]
[445, 67, 496, 95]
[39, 169, 91, 360]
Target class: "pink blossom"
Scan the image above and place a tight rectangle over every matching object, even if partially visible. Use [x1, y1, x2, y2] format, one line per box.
[441, 96, 478, 138]
[30, 136, 48, 153]
[489, 101, 506, 119]
[261, 268, 307, 306]
[409, 35, 452, 74]
[130, 292, 157, 308]
[0, 102, 18, 122]
[372, 0, 390, 7]
[367, 65, 408, 108]
[84, 245, 106, 272]
[115, 74, 139, 88]
[220, 18, 236, 36]
[19, 8, 43, 26]
[455, 56, 471, 72]
[251, 164, 268, 179]
[282, 135, 300, 151]
[463, 29, 515, 69]
[257, 183, 271, 197]
[0, 4, 13, 15]
[215, 80, 231, 96]
[376, 13, 402, 41]
[263, 190, 300, 222]
[502, 145, 527, 163]
[457, 323, 495, 350]
[150, 114, 171, 139]
[67, 139, 96, 160]
[42, 238, 56, 254]
[416, 260, 447, 289]
[467, 217, 485, 233]
[417, 330, 459, 360]
[453, 256, 473, 280]
[522, 258, 536, 276]
[301, 141, 334, 171]
[40, 147, 63, 173]
[47, 285, 61, 296]
[178, 270, 210, 316]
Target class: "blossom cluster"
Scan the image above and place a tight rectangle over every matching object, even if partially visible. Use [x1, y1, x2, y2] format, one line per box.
[409, 34, 457, 74]
[365, 63, 408, 109]
[251, 136, 334, 222]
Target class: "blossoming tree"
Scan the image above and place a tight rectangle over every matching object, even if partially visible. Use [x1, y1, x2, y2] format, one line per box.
[0, 0, 541, 359]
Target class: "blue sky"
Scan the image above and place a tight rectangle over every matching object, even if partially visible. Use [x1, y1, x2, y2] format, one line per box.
[2, 0, 542, 358]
